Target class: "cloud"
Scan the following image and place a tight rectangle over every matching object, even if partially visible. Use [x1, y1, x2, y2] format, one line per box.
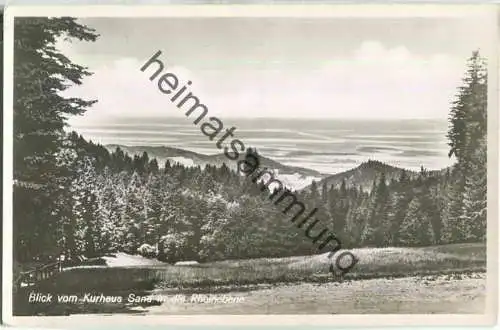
[64, 56, 200, 125]
[63, 40, 466, 126]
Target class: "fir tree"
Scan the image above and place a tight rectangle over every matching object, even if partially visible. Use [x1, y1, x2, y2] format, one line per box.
[446, 51, 487, 244]
[398, 197, 435, 246]
[13, 17, 98, 261]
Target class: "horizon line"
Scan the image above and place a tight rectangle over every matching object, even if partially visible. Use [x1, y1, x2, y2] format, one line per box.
[70, 116, 449, 122]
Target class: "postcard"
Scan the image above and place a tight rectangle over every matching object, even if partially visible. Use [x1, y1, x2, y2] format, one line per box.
[2, 4, 498, 327]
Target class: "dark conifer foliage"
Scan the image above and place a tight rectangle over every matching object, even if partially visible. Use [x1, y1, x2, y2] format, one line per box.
[443, 51, 488, 243]
[12, 17, 487, 264]
[13, 18, 99, 261]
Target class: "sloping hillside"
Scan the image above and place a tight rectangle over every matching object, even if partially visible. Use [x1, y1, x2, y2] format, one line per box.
[106, 144, 212, 166]
[105, 145, 449, 193]
[307, 160, 418, 192]
[105, 144, 327, 189]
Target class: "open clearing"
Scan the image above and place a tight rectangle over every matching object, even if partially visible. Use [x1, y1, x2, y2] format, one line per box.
[14, 243, 487, 315]
[145, 273, 485, 314]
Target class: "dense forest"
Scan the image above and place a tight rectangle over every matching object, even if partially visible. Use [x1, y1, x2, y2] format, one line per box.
[13, 18, 487, 264]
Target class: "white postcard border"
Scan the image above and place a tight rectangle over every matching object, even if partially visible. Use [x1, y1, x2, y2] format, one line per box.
[2, 4, 499, 327]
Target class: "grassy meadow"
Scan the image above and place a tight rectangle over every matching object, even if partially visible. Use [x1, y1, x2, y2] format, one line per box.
[14, 243, 486, 315]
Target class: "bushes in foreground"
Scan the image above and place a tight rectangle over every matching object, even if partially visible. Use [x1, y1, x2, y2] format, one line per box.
[137, 244, 157, 259]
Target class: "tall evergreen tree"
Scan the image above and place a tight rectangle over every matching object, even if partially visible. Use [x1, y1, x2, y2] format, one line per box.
[398, 197, 435, 246]
[13, 18, 98, 261]
[445, 51, 487, 243]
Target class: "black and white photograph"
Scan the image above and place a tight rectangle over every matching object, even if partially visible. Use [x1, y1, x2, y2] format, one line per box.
[2, 4, 498, 326]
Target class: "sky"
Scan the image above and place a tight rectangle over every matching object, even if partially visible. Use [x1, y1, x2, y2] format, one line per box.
[56, 15, 494, 125]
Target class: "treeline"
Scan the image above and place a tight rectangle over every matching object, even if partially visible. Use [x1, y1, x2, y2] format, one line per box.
[16, 131, 483, 263]
[13, 18, 487, 263]
[304, 163, 483, 248]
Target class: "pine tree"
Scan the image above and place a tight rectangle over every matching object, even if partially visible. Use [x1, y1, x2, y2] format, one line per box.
[95, 167, 121, 252]
[447, 51, 487, 164]
[363, 173, 390, 246]
[52, 141, 79, 259]
[441, 167, 466, 243]
[310, 180, 319, 201]
[71, 157, 100, 256]
[13, 18, 98, 261]
[321, 181, 328, 202]
[144, 173, 167, 245]
[446, 51, 487, 243]
[122, 171, 146, 253]
[386, 186, 409, 246]
[199, 194, 230, 261]
[460, 137, 487, 241]
[398, 197, 435, 246]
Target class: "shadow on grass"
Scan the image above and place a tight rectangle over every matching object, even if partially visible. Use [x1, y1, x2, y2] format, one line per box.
[13, 269, 162, 316]
[12, 243, 487, 315]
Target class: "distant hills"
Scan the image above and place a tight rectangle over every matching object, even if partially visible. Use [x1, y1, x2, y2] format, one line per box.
[308, 160, 417, 192]
[106, 144, 215, 167]
[105, 145, 449, 192]
[307, 160, 449, 193]
[105, 144, 326, 190]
